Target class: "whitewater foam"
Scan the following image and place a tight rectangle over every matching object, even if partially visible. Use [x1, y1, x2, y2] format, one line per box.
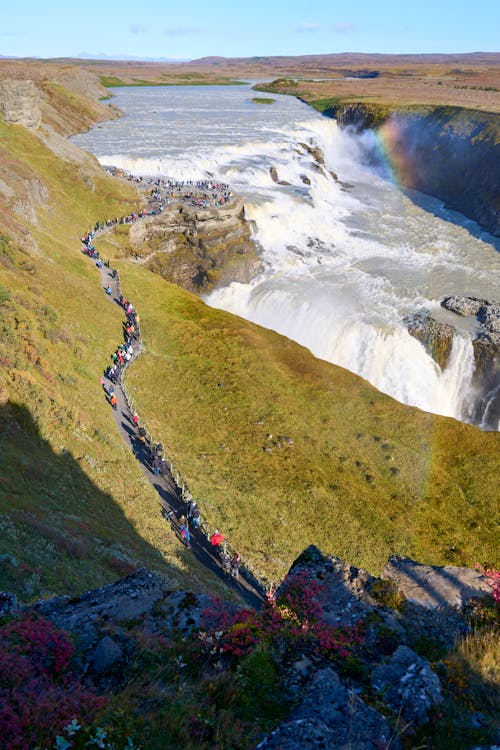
[71, 84, 500, 428]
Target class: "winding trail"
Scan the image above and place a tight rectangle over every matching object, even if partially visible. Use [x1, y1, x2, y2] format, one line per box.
[94, 249, 265, 609]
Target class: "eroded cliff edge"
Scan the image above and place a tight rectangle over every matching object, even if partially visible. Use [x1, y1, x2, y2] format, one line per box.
[125, 194, 262, 293]
[325, 102, 500, 237]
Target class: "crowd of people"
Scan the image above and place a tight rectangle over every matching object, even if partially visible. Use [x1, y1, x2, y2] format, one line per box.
[105, 167, 233, 211]
[79, 191, 245, 586]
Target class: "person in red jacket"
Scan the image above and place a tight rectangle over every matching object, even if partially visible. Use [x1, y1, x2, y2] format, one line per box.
[210, 529, 224, 548]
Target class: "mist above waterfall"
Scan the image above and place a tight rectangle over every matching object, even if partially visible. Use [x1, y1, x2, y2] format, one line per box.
[72, 84, 500, 428]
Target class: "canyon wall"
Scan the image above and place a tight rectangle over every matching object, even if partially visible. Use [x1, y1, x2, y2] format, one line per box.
[326, 103, 500, 237]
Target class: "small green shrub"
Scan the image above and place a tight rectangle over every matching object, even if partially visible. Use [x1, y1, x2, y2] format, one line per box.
[369, 579, 406, 612]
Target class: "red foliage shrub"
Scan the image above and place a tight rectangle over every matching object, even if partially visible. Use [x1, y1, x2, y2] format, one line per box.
[0, 613, 106, 750]
[200, 571, 364, 664]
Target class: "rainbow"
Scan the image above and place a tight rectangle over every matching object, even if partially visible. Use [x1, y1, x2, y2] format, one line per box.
[376, 115, 424, 191]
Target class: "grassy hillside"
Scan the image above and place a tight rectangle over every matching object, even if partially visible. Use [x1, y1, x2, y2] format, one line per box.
[0, 88, 226, 600]
[1, 68, 498, 601]
[88, 245, 499, 584]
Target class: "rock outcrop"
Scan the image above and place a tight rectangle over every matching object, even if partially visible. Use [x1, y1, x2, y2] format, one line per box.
[371, 645, 442, 726]
[441, 295, 500, 428]
[403, 297, 500, 428]
[382, 555, 492, 611]
[2, 547, 495, 748]
[284, 545, 375, 627]
[258, 667, 398, 750]
[325, 104, 500, 236]
[404, 311, 455, 370]
[128, 197, 262, 293]
[269, 166, 291, 185]
[0, 79, 41, 128]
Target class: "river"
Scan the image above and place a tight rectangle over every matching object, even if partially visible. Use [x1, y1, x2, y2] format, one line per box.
[72, 84, 500, 429]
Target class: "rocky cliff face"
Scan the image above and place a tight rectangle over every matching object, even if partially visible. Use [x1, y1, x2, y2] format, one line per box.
[2, 547, 495, 749]
[441, 296, 500, 428]
[0, 79, 41, 129]
[128, 197, 262, 293]
[404, 298, 500, 429]
[326, 103, 500, 237]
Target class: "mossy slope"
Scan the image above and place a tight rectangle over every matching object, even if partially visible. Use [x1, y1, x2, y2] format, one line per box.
[0, 85, 224, 600]
[114, 261, 499, 583]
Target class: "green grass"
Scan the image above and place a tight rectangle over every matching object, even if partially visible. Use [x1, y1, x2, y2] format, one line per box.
[100, 74, 248, 88]
[111, 260, 499, 584]
[252, 97, 276, 105]
[0, 109, 227, 601]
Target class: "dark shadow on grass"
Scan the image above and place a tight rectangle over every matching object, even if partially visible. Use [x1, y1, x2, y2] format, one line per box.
[0, 401, 201, 600]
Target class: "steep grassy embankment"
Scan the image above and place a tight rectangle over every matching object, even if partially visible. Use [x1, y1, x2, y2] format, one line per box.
[1, 66, 498, 600]
[0, 81, 225, 600]
[89, 230, 500, 584]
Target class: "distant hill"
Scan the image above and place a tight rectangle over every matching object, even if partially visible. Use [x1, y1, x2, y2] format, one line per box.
[190, 51, 500, 67]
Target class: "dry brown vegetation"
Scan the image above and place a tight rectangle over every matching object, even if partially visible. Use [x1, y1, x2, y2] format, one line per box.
[1, 53, 499, 112]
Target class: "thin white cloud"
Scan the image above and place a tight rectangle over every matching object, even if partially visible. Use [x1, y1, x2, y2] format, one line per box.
[332, 22, 357, 34]
[163, 26, 208, 37]
[295, 22, 325, 34]
[130, 24, 148, 34]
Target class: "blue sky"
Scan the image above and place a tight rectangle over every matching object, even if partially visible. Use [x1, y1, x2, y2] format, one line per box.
[0, 0, 499, 59]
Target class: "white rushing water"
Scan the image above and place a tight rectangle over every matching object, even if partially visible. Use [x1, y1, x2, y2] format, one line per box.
[72, 85, 500, 427]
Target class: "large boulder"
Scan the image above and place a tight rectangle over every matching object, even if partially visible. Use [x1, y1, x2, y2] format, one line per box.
[441, 295, 486, 317]
[258, 667, 398, 750]
[284, 545, 375, 627]
[91, 635, 124, 675]
[404, 311, 455, 369]
[382, 556, 492, 611]
[371, 645, 442, 727]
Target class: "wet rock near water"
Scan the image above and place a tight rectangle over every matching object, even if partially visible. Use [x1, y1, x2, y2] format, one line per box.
[441, 295, 486, 318]
[441, 295, 500, 428]
[404, 311, 455, 370]
[298, 141, 325, 165]
[269, 166, 291, 186]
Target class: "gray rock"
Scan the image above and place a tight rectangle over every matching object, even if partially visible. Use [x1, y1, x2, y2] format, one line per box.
[0, 80, 41, 128]
[478, 303, 500, 334]
[382, 556, 492, 611]
[371, 645, 442, 727]
[269, 166, 291, 186]
[0, 592, 17, 616]
[404, 312, 455, 369]
[91, 635, 123, 675]
[441, 295, 486, 317]
[436, 295, 500, 427]
[35, 568, 167, 632]
[258, 668, 397, 749]
[283, 546, 375, 627]
[298, 142, 325, 165]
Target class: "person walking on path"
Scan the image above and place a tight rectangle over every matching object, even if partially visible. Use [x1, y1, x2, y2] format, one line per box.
[179, 523, 191, 548]
[231, 552, 241, 578]
[152, 454, 161, 477]
[187, 499, 200, 528]
[109, 394, 118, 411]
[210, 529, 224, 549]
